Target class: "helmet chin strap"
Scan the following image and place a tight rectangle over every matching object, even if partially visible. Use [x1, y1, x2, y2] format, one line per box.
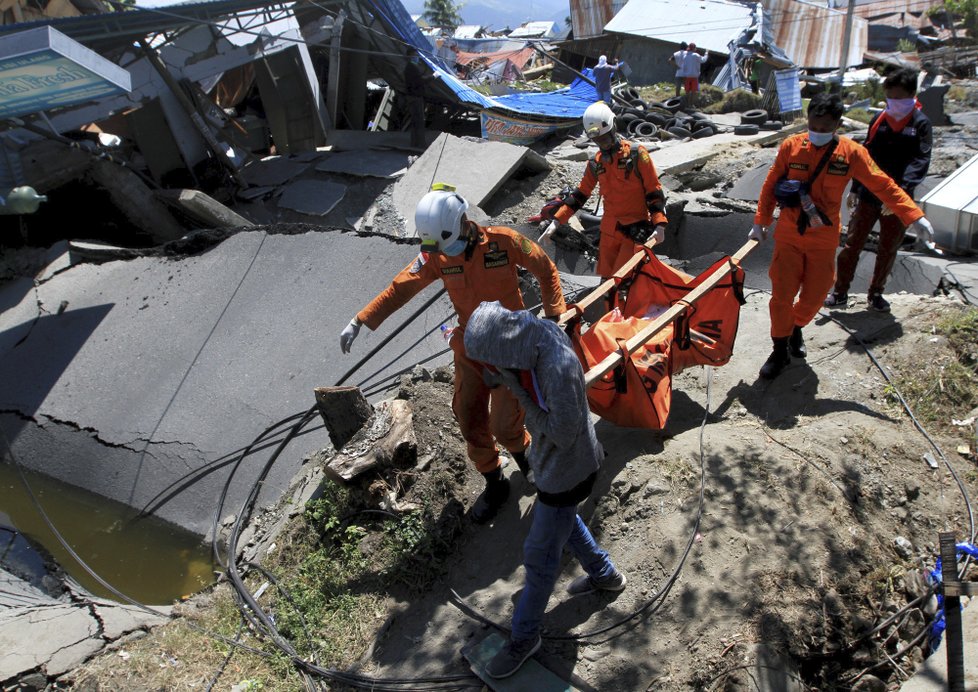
[462, 218, 478, 261]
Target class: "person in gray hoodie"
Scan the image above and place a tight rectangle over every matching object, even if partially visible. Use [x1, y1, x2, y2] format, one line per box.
[464, 300, 626, 679]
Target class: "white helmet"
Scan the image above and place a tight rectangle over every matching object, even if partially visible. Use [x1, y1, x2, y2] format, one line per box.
[415, 185, 469, 254]
[583, 101, 616, 139]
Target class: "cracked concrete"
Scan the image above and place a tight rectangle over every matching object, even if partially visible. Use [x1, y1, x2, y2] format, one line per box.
[0, 571, 169, 684]
[0, 229, 460, 537]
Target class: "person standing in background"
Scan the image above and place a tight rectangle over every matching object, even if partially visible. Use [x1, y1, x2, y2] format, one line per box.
[680, 43, 709, 108]
[592, 55, 621, 105]
[668, 42, 689, 97]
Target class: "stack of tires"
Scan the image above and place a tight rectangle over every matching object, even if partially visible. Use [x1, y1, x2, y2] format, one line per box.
[734, 109, 784, 136]
[609, 86, 721, 142]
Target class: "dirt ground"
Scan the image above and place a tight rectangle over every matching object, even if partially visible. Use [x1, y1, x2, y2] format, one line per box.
[349, 290, 978, 692]
[20, 87, 978, 691]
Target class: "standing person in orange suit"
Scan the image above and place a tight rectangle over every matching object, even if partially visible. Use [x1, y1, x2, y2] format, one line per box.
[539, 101, 669, 282]
[339, 186, 566, 522]
[749, 93, 934, 379]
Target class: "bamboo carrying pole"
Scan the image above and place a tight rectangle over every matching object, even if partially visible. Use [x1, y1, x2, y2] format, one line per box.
[582, 239, 758, 388]
[557, 237, 659, 327]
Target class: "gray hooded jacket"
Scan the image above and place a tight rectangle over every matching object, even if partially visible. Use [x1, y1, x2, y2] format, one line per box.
[464, 301, 602, 498]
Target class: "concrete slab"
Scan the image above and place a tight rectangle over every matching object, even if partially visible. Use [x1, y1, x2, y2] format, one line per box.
[326, 129, 439, 152]
[653, 121, 806, 176]
[899, 600, 978, 692]
[278, 179, 346, 215]
[242, 156, 310, 187]
[314, 150, 410, 179]
[0, 230, 456, 536]
[949, 111, 978, 128]
[389, 133, 549, 238]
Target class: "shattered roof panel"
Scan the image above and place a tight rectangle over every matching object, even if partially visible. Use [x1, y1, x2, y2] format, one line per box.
[570, 0, 627, 40]
[764, 0, 869, 69]
[605, 0, 755, 53]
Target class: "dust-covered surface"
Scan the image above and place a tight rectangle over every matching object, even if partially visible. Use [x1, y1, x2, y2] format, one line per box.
[345, 292, 978, 692]
[6, 86, 978, 691]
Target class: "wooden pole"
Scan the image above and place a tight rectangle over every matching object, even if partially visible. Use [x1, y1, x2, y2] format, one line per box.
[557, 237, 659, 327]
[583, 239, 758, 388]
[837, 0, 857, 84]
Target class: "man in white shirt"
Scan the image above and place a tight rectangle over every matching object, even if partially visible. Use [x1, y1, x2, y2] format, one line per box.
[668, 41, 688, 97]
[680, 42, 709, 107]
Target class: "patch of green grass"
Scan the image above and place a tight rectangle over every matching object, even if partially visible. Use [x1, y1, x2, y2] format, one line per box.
[885, 306, 978, 426]
[703, 87, 762, 114]
[846, 108, 874, 124]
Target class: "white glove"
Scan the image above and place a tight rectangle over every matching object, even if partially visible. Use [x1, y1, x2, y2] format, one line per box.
[747, 223, 767, 242]
[539, 219, 558, 244]
[912, 217, 941, 253]
[880, 205, 894, 217]
[340, 318, 361, 354]
[652, 224, 666, 245]
[846, 192, 858, 212]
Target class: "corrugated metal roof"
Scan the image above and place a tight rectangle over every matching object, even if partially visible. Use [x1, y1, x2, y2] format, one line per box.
[605, 0, 754, 53]
[509, 21, 559, 38]
[763, 0, 868, 69]
[852, 0, 934, 28]
[570, 0, 627, 40]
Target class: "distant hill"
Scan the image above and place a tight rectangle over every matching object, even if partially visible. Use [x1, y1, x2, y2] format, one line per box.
[400, 0, 570, 34]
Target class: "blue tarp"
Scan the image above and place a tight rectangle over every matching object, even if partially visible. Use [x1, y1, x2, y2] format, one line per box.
[489, 69, 600, 119]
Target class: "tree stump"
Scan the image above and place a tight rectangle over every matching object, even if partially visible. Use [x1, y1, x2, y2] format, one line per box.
[322, 399, 417, 483]
[314, 386, 373, 450]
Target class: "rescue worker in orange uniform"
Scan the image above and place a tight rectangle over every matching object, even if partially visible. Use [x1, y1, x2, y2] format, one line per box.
[339, 186, 567, 522]
[540, 101, 668, 280]
[749, 93, 935, 379]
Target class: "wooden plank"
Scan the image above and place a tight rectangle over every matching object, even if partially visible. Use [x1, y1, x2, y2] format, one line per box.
[557, 237, 658, 327]
[461, 631, 580, 692]
[583, 239, 758, 388]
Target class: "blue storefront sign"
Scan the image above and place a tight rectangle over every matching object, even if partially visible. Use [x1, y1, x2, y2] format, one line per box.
[0, 26, 131, 119]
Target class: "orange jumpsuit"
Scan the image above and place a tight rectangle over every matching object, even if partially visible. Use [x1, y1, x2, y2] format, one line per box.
[755, 134, 923, 338]
[555, 140, 668, 277]
[358, 224, 566, 473]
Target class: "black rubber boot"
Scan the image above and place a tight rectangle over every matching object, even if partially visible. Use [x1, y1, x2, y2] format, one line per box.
[471, 468, 510, 524]
[759, 337, 790, 380]
[788, 325, 807, 359]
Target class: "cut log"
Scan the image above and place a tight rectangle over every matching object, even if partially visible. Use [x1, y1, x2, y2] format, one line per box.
[314, 385, 373, 450]
[323, 399, 417, 483]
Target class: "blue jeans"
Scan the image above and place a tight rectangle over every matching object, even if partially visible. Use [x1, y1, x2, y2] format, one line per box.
[597, 89, 613, 104]
[511, 501, 616, 641]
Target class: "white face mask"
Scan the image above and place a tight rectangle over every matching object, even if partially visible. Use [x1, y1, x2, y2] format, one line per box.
[808, 130, 834, 147]
[441, 237, 468, 257]
[886, 97, 916, 119]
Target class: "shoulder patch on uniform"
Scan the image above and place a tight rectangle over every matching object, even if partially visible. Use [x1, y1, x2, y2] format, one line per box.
[409, 252, 428, 274]
[638, 148, 651, 163]
[519, 236, 533, 255]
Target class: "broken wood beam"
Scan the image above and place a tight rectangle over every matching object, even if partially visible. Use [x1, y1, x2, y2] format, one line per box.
[322, 399, 417, 483]
[314, 385, 373, 450]
[583, 239, 758, 388]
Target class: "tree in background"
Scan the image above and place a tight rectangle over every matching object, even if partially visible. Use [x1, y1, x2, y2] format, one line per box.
[423, 0, 463, 31]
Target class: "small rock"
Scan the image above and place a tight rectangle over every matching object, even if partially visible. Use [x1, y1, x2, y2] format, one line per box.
[643, 480, 670, 497]
[894, 536, 914, 559]
[410, 365, 432, 382]
[904, 483, 921, 502]
[433, 366, 453, 383]
[737, 407, 748, 416]
[851, 673, 886, 692]
[840, 437, 849, 444]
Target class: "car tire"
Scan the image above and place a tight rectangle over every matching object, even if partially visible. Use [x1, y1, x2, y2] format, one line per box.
[741, 109, 768, 125]
[734, 124, 760, 135]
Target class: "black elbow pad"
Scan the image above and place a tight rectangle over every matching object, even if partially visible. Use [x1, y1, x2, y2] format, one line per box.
[566, 189, 588, 212]
[646, 189, 666, 214]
